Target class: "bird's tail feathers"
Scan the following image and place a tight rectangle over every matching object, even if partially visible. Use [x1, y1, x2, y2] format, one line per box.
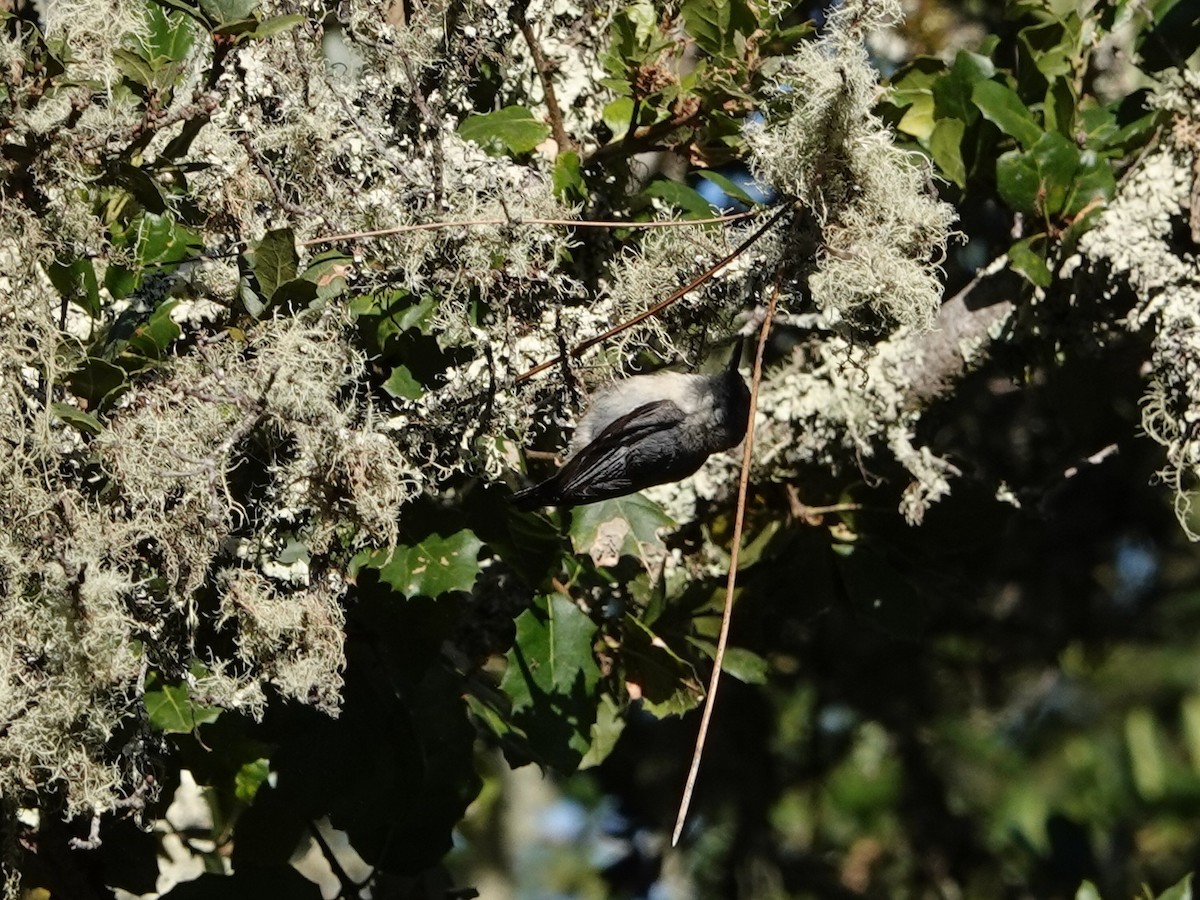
[512, 476, 559, 511]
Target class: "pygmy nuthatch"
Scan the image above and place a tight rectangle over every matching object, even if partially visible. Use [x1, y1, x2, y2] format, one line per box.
[514, 344, 751, 509]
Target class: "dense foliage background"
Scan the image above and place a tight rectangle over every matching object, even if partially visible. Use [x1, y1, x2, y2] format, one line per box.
[2, 0, 1200, 897]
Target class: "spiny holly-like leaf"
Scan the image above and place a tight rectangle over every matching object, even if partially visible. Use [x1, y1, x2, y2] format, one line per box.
[363, 529, 484, 598]
[499, 594, 601, 772]
[570, 493, 675, 568]
[501, 593, 600, 708]
[579, 694, 625, 769]
[458, 106, 550, 156]
[620, 614, 703, 718]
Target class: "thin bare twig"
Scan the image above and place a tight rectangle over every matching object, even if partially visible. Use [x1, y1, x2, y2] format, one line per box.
[300, 209, 761, 247]
[237, 134, 314, 222]
[516, 18, 571, 152]
[671, 276, 779, 847]
[515, 204, 791, 383]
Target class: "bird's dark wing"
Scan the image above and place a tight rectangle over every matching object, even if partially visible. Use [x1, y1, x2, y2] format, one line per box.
[513, 400, 685, 509]
[550, 400, 686, 504]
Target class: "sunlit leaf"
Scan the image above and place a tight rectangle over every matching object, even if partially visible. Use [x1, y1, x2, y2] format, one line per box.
[363, 529, 484, 598]
[145, 681, 221, 734]
[250, 228, 298, 299]
[458, 106, 550, 156]
[972, 79, 1042, 149]
[570, 493, 674, 568]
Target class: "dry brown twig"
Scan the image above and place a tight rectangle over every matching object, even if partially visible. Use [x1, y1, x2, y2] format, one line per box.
[300, 208, 761, 247]
[514, 204, 792, 383]
[672, 275, 780, 846]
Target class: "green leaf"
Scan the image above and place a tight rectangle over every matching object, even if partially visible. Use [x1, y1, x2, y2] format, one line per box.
[1043, 76, 1076, 138]
[695, 169, 757, 206]
[721, 646, 769, 684]
[300, 251, 352, 300]
[138, 212, 203, 266]
[110, 162, 169, 214]
[211, 16, 261, 37]
[502, 594, 601, 707]
[1019, 20, 1074, 83]
[972, 80, 1042, 150]
[145, 681, 222, 734]
[363, 529, 483, 597]
[552, 150, 587, 203]
[47, 258, 101, 318]
[570, 493, 675, 567]
[142, 3, 194, 62]
[579, 693, 625, 769]
[931, 50, 994, 123]
[1064, 155, 1116, 218]
[995, 133, 1086, 219]
[682, 0, 738, 55]
[267, 278, 320, 312]
[250, 228, 298, 299]
[199, 0, 259, 25]
[1074, 882, 1103, 900]
[897, 93, 936, 142]
[1126, 707, 1168, 800]
[499, 593, 601, 772]
[929, 117, 966, 188]
[234, 759, 271, 803]
[382, 365, 423, 400]
[621, 614, 702, 718]
[886, 55, 946, 100]
[51, 402, 103, 436]
[642, 178, 713, 218]
[112, 48, 156, 87]
[1008, 236, 1052, 288]
[68, 357, 127, 410]
[250, 13, 304, 38]
[122, 299, 182, 365]
[692, 641, 769, 685]
[458, 106, 550, 156]
[1153, 873, 1194, 900]
[601, 97, 637, 135]
[996, 149, 1040, 216]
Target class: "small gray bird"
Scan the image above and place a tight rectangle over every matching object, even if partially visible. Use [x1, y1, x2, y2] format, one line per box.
[513, 344, 751, 509]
